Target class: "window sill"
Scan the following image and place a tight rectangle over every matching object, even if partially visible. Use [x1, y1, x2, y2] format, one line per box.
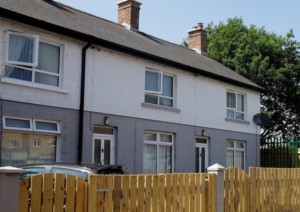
[225, 117, 250, 125]
[1, 78, 68, 94]
[141, 103, 181, 113]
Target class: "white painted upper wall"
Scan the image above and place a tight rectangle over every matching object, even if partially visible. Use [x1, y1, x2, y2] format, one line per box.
[85, 47, 261, 134]
[0, 18, 82, 110]
[0, 19, 260, 134]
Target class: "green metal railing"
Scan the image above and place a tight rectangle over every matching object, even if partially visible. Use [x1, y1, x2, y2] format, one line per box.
[261, 136, 300, 168]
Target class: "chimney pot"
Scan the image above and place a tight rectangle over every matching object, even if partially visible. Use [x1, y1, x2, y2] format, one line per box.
[118, 0, 142, 31]
[197, 23, 204, 29]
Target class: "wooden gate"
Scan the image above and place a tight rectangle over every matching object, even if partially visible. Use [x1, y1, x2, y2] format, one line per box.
[19, 173, 216, 212]
[224, 167, 249, 212]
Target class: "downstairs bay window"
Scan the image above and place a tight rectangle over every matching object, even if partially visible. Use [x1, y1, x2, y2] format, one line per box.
[143, 131, 173, 174]
[1, 117, 60, 167]
[4, 32, 61, 87]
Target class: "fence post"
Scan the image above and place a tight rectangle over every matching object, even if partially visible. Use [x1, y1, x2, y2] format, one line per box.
[207, 163, 225, 212]
[0, 166, 24, 212]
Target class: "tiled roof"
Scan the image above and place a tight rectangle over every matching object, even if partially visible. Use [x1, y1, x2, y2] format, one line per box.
[0, 0, 261, 91]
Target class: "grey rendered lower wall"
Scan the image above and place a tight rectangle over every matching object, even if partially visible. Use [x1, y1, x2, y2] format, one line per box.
[0, 100, 80, 163]
[82, 112, 260, 174]
[0, 100, 260, 173]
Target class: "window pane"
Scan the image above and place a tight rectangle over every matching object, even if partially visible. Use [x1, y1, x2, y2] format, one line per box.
[104, 139, 111, 165]
[5, 118, 30, 129]
[144, 132, 157, 141]
[236, 141, 245, 149]
[145, 94, 158, 104]
[35, 72, 59, 86]
[143, 144, 157, 174]
[235, 151, 244, 169]
[226, 110, 235, 118]
[226, 150, 234, 167]
[195, 147, 200, 172]
[35, 121, 58, 131]
[8, 34, 35, 64]
[145, 71, 161, 92]
[235, 112, 244, 120]
[196, 138, 207, 144]
[160, 134, 172, 143]
[159, 97, 173, 107]
[162, 75, 173, 97]
[158, 145, 172, 173]
[1, 132, 56, 167]
[227, 92, 236, 108]
[237, 94, 244, 112]
[226, 140, 234, 148]
[5, 66, 32, 81]
[94, 139, 101, 164]
[38, 42, 60, 74]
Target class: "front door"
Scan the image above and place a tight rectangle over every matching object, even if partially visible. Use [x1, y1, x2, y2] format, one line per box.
[93, 135, 114, 165]
[195, 137, 208, 173]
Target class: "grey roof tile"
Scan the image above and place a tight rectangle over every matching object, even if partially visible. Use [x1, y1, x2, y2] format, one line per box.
[0, 0, 261, 91]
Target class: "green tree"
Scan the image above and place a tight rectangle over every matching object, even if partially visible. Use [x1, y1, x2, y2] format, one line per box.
[205, 17, 300, 139]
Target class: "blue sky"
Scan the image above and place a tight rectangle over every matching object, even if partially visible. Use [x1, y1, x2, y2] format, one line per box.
[56, 0, 300, 44]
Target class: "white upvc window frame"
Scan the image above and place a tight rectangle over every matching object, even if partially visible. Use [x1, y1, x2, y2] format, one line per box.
[5, 31, 39, 67]
[3, 116, 60, 134]
[4, 31, 62, 87]
[226, 91, 246, 120]
[143, 131, 174, 174]
[145, 69, 175, 108]
[3, 116, 33, 131]
[33, 119, 61, 134]
[226, 139, 246, 169]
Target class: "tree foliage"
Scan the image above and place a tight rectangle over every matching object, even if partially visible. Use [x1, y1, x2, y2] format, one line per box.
[206, 17, 300, 139]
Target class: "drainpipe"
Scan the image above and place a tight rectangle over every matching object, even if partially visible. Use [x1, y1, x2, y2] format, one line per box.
[78, 42, 92, 163]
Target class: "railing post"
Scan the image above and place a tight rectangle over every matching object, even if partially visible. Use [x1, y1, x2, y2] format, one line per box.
[207, 163, 225, 212]
[0, 166, 24, 212]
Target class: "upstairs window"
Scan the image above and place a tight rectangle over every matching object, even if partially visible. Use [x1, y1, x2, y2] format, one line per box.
[145, 70, 174, 107]
[226, 91, 245, 120]
[5, 32, 61, 87]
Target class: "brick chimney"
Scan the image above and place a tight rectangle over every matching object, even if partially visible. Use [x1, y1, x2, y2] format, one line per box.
[188, 23, 207, 55]
[118, 0, 142, 31]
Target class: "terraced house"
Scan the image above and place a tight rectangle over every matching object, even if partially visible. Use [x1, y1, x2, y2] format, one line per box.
[0, 0, 262, 173]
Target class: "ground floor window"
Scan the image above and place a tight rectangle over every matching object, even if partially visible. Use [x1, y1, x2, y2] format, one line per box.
[1, 116, 59, 166]
[143, 131, 173, 174]
[226, 140, 245, 169]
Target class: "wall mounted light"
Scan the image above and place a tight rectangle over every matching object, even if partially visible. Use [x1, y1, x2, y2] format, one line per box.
[104, 116, 110, 125]
[202, 129, 206, 137]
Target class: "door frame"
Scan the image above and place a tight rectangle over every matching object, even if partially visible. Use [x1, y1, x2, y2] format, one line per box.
[92, 133, 115, 165]
[195, 137, 209, 173]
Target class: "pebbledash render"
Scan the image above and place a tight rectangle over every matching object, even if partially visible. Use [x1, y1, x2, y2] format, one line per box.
[0, 0, 262, 174]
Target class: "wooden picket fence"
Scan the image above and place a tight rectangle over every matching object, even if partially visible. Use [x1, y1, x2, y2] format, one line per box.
[225, 167, 300, 212]
[19, 173, 217, 212]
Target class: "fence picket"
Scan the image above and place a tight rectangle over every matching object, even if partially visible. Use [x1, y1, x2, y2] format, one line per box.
[137, 175, 145, 212]
[65, 175, 76, 212]
[30, 174, 43, 212]
[129, 175, 138, 211]
[43, 173, 54, 212]
[76, 178, 86, 212]
[19, 178, 30, 212]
